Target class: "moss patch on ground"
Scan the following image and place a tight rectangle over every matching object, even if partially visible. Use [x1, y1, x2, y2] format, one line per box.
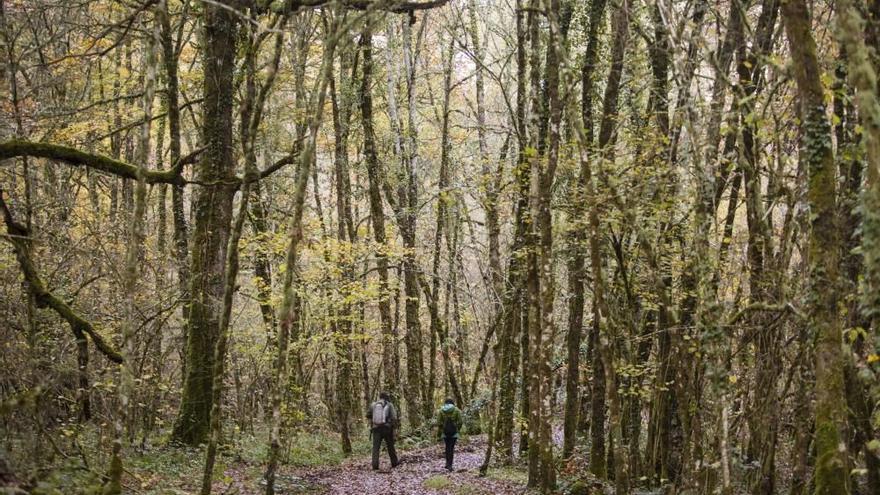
[484, 464, 529, 485]
[424, 474, 454, 490]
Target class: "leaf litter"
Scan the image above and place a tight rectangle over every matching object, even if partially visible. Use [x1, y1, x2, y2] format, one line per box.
[294, 435, 528, 494]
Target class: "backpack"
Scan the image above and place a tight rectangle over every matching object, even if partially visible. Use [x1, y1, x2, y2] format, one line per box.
[442, 410, 458, 437]
[371, 400, 390, 427]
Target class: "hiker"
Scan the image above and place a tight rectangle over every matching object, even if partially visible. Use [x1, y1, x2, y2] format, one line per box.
[435, 398, 464, 472]
[367, 391, 400, 470]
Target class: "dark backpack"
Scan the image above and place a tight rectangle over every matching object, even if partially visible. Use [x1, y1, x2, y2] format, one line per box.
[442, 410, 458, 437]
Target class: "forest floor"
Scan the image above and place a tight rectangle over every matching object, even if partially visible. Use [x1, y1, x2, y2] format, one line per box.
[16, 428, 560, 494]
[122, 432, 534, 495]
[290, 435, 528, 494]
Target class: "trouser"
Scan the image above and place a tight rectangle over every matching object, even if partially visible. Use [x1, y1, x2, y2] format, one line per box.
[371, 425, 398, 469]
[444, 436, 457, 470]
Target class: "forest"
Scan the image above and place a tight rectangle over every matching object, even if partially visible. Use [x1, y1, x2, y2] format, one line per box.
[1, 0, 880, 493]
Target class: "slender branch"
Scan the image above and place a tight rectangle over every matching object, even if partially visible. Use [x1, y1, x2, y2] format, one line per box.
[44, 0, 160, 66]
[91, 97, 205, 142]
[0, 191, 124, 364]
[727, 302, 806, 326]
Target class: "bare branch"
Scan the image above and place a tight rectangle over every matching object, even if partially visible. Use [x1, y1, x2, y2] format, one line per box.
[0, 191, 124, 364]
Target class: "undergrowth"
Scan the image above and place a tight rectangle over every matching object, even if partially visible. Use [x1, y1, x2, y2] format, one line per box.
[15, 423, 370, 494]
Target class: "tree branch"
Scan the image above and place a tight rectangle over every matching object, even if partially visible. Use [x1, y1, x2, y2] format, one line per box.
[341, 0, 451, 13]
[0, 140, 184, 185]
[0, 140, 252, 188]
[276, 0, 451, 13]
[727, 302, 806, 326]
[0, 191, 124, 364]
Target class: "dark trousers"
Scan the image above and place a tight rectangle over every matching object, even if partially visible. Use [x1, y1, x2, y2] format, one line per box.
[443, 436, 457, 470]
[371, 425, 398, 469]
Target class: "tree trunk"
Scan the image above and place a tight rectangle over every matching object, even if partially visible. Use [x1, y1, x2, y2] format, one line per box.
[172, 0, 238, 446]
[330, 43, 357, 456]
[428, 34, 464, 408]
[467, 0, 502, 305]
[527, 0, 562, 489]
[583, 0, 630, 485]
[733, 6, 782, 490]
[492, 0, 530, 463]
[782, 1, 849, 493]
[835, 3, 880, 492]
[202, 16, 284, 492]
[401, 16, 427, 423]
[383, 16, 427, 427]
[468, 137, 509, 399]
[562, 0, 607, 459]
[158, 0, 191, 379]
[359, 21, 399, 400]
[107, 16, 157, 492]
[265, 16, 337, 493]
[199, 151, 252, 495]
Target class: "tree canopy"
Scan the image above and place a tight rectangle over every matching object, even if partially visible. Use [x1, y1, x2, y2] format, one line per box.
[1, 0, 879, 494]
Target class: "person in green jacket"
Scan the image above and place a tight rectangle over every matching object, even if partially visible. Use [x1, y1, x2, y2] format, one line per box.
[435, 398, 464, 471]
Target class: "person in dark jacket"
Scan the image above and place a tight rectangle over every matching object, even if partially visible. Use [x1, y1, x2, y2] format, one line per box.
[435, 398, 464, 471]
[367, 391, 400, 470]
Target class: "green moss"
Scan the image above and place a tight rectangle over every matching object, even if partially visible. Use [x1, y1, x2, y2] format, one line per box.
[422, 474, 490, 494]
[0, 140, 182, 185]
[424, 474, 453, 490]
[454, 483, 486, 495]
[567, 480, 591, 495]
[484, 465, 529, 484]
[813, 421, 849, 494]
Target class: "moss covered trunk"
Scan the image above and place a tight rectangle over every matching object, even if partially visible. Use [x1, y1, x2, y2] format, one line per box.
[782, 1, 849, 493]
[331, 44, 357, 457]
[492, 0, 530, 463]
[172, 1, 238, 446]
[835, 2, 880, 492]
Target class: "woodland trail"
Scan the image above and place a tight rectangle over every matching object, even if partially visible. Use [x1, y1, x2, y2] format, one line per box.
[292, 436, 527, 495]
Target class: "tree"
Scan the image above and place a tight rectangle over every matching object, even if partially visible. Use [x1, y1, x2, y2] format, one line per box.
[172, 0, 239, 445]
[782, 0, 849, 492]
[4, 1, 880, 494]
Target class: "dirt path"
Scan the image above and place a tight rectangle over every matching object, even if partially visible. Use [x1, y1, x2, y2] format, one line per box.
[293, 436, 527, 494]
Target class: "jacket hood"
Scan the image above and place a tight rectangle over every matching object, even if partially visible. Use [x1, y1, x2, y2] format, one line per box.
[441, 403, 455, 412]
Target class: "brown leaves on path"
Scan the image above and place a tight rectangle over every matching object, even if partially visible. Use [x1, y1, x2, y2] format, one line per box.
[295, 435, 527, 494]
